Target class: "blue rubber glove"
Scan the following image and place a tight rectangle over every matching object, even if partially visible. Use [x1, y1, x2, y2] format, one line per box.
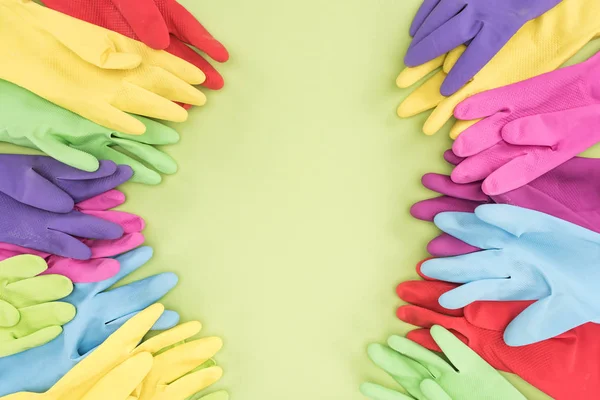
[421, 204, 600, 347]
[0, 246, 179, 395]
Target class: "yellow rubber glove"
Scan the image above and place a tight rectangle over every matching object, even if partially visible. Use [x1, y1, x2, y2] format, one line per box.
[396, 0, 600, 137]
[0, 0, 206, 135]
[129, 320, 224, 400]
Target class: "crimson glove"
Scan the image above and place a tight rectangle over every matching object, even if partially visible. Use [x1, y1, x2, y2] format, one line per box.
[42, 0, 229, 90]
[395, 261, 600, 400]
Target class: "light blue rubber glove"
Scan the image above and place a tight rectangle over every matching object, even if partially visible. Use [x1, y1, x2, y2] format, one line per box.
[421, 204, 600, 347]
[0, 246, 179, 395]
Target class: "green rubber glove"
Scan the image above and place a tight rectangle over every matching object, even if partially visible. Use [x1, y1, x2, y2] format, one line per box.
[0, 80, 179, 185]
[360, 326, 526, 400]
[0, 255, 75, 357]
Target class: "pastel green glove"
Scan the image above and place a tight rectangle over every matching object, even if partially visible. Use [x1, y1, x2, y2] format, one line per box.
[0, 80, 179, 185]
[0, 255, 75, 357]
[0, 0, 205, 135]
[361, 326, 526, 400]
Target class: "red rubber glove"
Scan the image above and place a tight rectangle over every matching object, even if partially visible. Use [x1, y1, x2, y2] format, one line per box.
[395, 261, 600, 400]
[42, 0, 229, 91]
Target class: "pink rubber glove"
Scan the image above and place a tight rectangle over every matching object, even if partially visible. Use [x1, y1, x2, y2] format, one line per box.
[450, 52, 600, 195]
[0, 190, 145, 283]
[412, 150, 600, 256]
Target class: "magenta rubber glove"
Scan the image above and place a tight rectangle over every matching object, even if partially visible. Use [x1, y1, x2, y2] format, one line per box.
[0, 155, 131, 213]
[406, 0, 562, 95]
[0, 190, 145, 283]
[412, 150, 600, 256]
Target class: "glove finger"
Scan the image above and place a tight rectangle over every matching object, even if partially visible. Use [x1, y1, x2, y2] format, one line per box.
[109, 0, 169, 49]
[27, 134, 100, 174]
[163, 366, 223, 400]
[40, 230, 92, 260]
[397, 71, 446, 120]
[433, 211, 513, 249]
[450, 143, 523, 184]
[112, 81, 190, 123]
[504, 296, 588, 346]
[397, 54, 445, 88]
[406, 329, 443, 352]
[81, 232, 145, 259]
[397, 304, 470, 339]
[99, 272, 178, 325]
[409, 0, 441, 36]
[143, 47, 206, 86]
[502, 114, 567, 147]
[360, 382, 413, 400]
[396, 279, 462, 315]
[43, 257, 120, 284]
[167, 1, 229, 62]
[81, 210, 145, 234]
[128, 65, 206, 105]
[0, 254, 48, 279]
[449, 118, 479, 140]
[83, 352, 153, 400]
[112, 137, 178, 175]
[6, 274, 73, 308]
[167, 38, 225, 90]
[464, 301, 531, 332]
[386, 335, 454, 374]
[88, 101, 148, 135]
[94, 146, 164, 185]
[75, 189, 125, 212]
[451, 114, 507, 157]
[367, 342, 433, 386]
[56, 165, 133, 204]
[0, 325, 63, 357]
[429, 325, 486, 372]
[103, 309, 180, 342]
[0, 299, 19, 327]
[407, 10, 479, 67]
[420, 252, 512, 286]
[156, 338, 223, 383]
[99, 246, 154, 289]
[438, 278, 528, 309]
[48, 211, 124, 241]
[136, 321, 202, 354]
[411, 196, 481, 221]
[421, 173, 487, 201]
[4, 302, 75, 338]
[427, 233, 479, 257]
[114, 116, 180, 145]
[423, 92, 462, 136]
[453, 84, 519, 120]
[443, 150, 463, 166]
[441, 24, 520, 96]
[420, 379, 452, 400]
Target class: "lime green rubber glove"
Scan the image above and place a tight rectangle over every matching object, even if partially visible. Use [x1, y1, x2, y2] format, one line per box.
[396, 0, 600, 136]
[0, 255, 74, 357]
[0, 0, 205, 135]
[360, 326, 526, 400]
[0, 80, 179, 185]
[187, 391, 229, 400]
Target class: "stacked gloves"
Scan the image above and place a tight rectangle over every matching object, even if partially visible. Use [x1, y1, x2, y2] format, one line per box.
[0, 0, 229, 398]
[366, 1, 600, 399]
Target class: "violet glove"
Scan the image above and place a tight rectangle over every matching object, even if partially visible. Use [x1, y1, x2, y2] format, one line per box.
[406, 0, 562, 95]
[0, 155, 132, 213]
[412, 150, 600, 256]
[0, 190, 145, 283]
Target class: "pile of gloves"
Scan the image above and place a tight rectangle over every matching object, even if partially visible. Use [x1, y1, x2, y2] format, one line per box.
[0, 0, 229, 399]
[362, 1, 600, 399]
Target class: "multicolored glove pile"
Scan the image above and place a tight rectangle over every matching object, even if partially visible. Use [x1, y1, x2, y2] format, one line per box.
[362, 1, 600, 399]
[0, 0, 228, 398]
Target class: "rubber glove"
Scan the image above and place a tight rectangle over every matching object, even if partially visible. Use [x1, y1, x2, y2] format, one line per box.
[360, 325, 526, 400]
[0, 190, 145, 283]
[0, 155, 132, 213]
[0, 247, 179, 396]
[0, 255, 74, 357]
[0, 304, 161, 400]
[450, 106, 600, 196]
[396, 0, 600, 136]
[42, 0, 229, 90]
[406, 0, 561, 96]
[130, 322, 223, 400]
[421, 204, 600, 346]
[0, 0, 206, 136]
[0, 80, 179, 185]
[397, 271, 600, 400]
[411, 151, 600, 250]
[453, 52, 600, 154]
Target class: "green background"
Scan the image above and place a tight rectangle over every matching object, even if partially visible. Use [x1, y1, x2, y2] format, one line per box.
[5, 0, 600, 398]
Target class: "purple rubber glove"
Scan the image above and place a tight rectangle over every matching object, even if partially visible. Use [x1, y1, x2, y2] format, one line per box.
[411, 150, 600, 256]
[406, 0, 562, 96]
[0, 155, 133, 213]
[451, 104, 600, 195]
